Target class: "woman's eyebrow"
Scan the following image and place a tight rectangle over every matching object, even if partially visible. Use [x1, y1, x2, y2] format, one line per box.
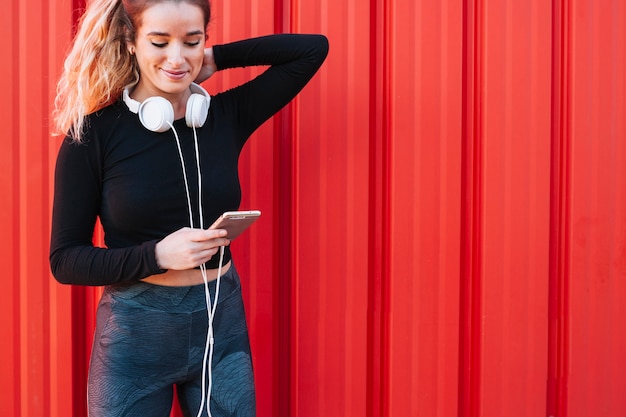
[146, 30, 204, 37]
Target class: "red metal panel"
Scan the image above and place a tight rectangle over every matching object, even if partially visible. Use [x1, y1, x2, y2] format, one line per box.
[0, 1, 21, 415]
[549, 1, 626, 416]
[288, 1, 372, 416]
[460, 1, 484, 414]
[472, 0, 552, 415]
[564, 0, 626, 415]
[48, 3, 80, 414]
[461, 1, 553, 416]
[478, 0, 552, 415]
[548, 1, 571, 415]
[0, 0, 75, 416]
[381, 1, 463, 416]
[47, 3, 77, 415]
[18, 0, 49, 412]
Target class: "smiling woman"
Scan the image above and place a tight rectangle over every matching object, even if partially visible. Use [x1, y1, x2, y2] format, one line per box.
[49, 0, 328, 416]
[127, 2, 207, 115]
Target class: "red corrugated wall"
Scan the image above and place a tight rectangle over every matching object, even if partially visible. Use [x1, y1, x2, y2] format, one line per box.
[2, 0, 625, 416]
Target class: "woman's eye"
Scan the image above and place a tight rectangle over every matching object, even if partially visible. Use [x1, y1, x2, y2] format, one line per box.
[152, 42, 167, 48]
[185, 41, 201, 47]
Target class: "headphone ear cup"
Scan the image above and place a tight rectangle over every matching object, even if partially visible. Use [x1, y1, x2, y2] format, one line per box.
[185, 93, 209, 128]
[138, 96, 174, 132]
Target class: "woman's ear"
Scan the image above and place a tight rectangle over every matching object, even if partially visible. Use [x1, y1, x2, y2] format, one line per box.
[125, 26, 136, 55]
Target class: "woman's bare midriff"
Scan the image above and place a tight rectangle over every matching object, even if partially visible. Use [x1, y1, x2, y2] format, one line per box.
[141, 261, 232, 287]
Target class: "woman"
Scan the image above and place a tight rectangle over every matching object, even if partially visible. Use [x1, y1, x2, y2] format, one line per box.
[50, 0, 328, 415]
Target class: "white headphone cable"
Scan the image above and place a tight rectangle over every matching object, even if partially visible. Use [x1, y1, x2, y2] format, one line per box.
[169, 121, 222, 417]
[192, 125, 222, 417]
[197, 247, 224, 417]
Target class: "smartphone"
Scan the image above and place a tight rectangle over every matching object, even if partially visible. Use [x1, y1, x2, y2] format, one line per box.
[209, 210, 261, 239]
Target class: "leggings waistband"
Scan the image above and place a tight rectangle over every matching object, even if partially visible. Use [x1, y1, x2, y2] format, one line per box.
[104, 265, 240, 313]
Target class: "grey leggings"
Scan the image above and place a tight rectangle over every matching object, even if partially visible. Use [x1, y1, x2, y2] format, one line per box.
[88, 265, 256, 417]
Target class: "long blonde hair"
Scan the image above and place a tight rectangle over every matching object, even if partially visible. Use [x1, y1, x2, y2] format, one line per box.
[53, 0, 211, 143]
[54, 0, 136, 142]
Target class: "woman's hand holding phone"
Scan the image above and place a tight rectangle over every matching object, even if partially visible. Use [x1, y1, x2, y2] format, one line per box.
[155, 227, 231, 270]
[155, 211, 260, 270]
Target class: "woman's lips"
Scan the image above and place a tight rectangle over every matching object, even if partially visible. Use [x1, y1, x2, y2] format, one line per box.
[162, 69, 188, 80]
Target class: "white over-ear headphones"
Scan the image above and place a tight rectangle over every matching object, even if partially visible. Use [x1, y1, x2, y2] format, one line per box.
[122, 82, 212, 132]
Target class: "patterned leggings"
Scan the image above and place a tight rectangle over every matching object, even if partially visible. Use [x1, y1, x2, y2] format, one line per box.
[87, 265, 256, 417]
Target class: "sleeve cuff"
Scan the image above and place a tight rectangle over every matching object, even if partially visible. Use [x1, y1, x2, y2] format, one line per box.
[145, 239, 168, 275]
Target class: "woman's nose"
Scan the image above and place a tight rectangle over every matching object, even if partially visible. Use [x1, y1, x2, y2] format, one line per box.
[167, 44, 185, 66]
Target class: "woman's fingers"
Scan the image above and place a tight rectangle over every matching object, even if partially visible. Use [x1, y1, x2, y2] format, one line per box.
[155, 227, 231, 270]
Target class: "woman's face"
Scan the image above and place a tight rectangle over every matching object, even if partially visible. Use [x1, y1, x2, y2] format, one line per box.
[128, 2, 206, 102]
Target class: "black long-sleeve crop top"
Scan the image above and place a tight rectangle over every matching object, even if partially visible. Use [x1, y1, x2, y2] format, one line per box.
[50, 34, 329, 286]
